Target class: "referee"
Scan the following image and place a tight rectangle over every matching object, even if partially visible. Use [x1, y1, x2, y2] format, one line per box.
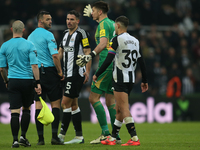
[28, 11, 64, 145]
[93, 16, 148, 146]
[57, 10, 91, 144]
[0, 20, 41, 148]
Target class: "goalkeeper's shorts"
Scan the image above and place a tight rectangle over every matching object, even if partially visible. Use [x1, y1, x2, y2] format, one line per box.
[91, 69, 113, 95]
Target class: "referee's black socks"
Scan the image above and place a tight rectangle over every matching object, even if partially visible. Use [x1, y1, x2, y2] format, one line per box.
[35, 109, 44, 141]
[11, 113, 20, 142]
[21, 109, 30, 139]
[52, 108, 60, 139]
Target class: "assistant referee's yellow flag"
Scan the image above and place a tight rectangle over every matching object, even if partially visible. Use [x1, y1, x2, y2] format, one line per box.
[37, 97, 54, 126]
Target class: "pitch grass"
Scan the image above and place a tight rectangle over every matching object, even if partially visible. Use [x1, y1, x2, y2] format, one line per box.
[0, 122, 200, 150]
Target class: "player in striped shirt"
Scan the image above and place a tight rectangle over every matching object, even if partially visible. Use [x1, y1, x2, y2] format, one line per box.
[93, 16, 148, 146]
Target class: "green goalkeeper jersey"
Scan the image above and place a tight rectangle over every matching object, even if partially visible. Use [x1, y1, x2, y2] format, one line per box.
[95, 17, 115, 70]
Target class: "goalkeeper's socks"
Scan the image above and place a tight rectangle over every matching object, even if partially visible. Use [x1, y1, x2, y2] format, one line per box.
[11, 113, 20, 141]
[21, 109, 30, 139]
[72, 107, 83, 136]
[108, 104, 116, 128]
[35, 109, 44, 141]
[93, 101, 110, 135]
[52, 108, 60, 139]
[60, 108, 71, 135]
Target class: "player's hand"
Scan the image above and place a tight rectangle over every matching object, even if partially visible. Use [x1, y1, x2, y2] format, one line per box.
[93, 75, 98, 83]
[76, 55, 92, 67]
[83, 71, 89, 84]
[141, 83, 148, 93]
[35, 84, 42, 95]
[83, 4, 92, 17]
[58, 72, 65, 81]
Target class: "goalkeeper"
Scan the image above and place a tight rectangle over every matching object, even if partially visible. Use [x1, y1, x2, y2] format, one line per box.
[76, 1, 121, 144]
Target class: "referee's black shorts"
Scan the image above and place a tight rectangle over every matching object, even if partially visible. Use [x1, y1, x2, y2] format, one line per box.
[63, 75, 84, 99]
[8, 79, 34, 109]
[112, 79, 134, 95]
[35, 67, 62, 102]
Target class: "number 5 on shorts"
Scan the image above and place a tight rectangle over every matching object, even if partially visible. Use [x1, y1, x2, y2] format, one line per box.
[65, 82, 71, 94]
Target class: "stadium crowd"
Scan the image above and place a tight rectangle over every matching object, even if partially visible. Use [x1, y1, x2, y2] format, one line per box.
[0, 0, 200, 97]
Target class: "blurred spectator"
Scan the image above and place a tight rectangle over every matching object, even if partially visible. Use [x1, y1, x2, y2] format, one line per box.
[158, 67, 168, 95]
[180, 48, 191, 68]
[3, 19, 14, 42]
[182, 68, 195, 95]
[159, 4, 176, 25]
[192, 37, 200, 63]
[125, 0, 140, 25]
[140, 0, 152, 25]
[175, 96, 192, 121]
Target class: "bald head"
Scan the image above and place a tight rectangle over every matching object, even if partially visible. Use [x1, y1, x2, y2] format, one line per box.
[12, 20, 24, 34]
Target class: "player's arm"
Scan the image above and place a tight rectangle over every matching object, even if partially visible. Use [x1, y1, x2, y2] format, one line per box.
[93, 52, 115, 82]
[52, 53, 64, 80]
[58, 47, 64, 60]
[0, 46, 8, 87]
[47, 33, 64, 80]
[31, 64, 42, 95]
[93, 36, 117, 82]
[0, 67, 8, 87]
[76, 28, 109, 67]
[137, 48, 148, 93]
[83, 48, 92, 84]
[29, 45, 42, 95]
[93, 37, 108, 54]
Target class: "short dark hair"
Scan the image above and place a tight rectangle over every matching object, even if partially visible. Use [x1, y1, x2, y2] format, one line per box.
[37, 11, 50, 22]
[67, 10, 80, 19]
[115, 16, 129, 27]
[92, 1, 109, 13]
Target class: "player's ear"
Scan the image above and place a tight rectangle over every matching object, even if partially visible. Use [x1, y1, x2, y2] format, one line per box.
[99, 10, 102, 16]
[117, 23, 120, 29]
[23, 28, 25, 32]
[10, 27, 13, 32]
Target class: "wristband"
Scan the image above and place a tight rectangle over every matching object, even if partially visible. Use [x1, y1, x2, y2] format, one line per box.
[58, 72, 63, 77]
[90, 51, 97, 58]
[4, 81, 8, 84]
[35, 80, 40, 84]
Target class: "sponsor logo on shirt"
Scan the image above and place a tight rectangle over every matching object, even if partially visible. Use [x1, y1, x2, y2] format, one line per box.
[100, 29, 106, 37]
[64, 46, 74, 52]
[70, 38, 74, 43]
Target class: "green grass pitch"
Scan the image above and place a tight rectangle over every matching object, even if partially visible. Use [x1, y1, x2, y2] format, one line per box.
[0, 122, 200, 150]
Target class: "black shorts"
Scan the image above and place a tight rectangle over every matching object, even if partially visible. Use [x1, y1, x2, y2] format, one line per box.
[112, 80, 133, 95]
[63, 75, 84, 98]
[35, 67, 62, 102]
[8, 79, 34, 109]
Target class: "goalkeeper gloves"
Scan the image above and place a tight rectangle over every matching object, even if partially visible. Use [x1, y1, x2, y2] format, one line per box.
[76, 51, 96, 67]
[83, 4, 92, 17]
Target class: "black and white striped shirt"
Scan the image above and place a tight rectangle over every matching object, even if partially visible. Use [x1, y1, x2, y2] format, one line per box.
[60, 27, 90, 77]
[96, 32, 147, 83]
